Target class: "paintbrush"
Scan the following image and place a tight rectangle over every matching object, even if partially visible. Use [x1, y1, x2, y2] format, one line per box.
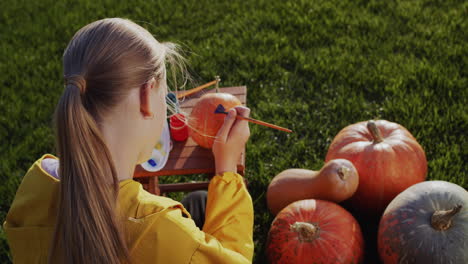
[214, 104, 293, 133]
[176, 76, 221, 99]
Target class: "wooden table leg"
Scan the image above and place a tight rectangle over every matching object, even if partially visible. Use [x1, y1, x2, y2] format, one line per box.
[147, 176, 161, 195]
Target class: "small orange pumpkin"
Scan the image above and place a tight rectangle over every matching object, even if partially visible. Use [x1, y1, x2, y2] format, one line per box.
[188, 93, 241, 149]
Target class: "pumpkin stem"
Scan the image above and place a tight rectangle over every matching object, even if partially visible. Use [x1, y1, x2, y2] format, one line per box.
[431, 205, 462, 231]
[215, 75, 221, 93]
[290, 222, 319, 242]
[337, 167, 351, 181]
[367, 120, 384, 143]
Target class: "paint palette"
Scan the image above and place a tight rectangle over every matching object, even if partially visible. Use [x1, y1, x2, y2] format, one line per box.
[140, 120, 172, 172]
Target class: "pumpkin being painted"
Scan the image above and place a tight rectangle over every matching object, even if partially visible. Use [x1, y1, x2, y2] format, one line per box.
[188, 93, 241, 149]
[378, 181, 468, 264]
[326, 120, 427, 216]
[266, 199, 364, 264]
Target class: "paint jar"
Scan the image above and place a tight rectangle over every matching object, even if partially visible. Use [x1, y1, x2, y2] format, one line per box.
[170, 113, 189, 141]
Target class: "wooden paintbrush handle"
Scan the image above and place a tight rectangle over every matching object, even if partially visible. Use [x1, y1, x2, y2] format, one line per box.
[235, 115, 293, 133]
[176, 80, 218, 99]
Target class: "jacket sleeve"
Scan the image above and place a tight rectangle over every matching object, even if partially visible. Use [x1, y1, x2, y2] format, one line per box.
[126, 172, 254, 264]
[193, 171, 254, 263]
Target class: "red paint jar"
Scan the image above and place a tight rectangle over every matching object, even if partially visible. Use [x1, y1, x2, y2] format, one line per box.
[169, 113, 189, 141]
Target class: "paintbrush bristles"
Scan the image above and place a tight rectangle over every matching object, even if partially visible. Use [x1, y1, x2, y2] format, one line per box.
[214, 104, 228, 114]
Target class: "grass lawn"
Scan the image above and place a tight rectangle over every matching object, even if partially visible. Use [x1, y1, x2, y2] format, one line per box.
[1, 0, 466, 263]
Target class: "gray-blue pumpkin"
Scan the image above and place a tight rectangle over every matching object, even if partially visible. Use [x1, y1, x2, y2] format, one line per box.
[378, 180, 468, 264]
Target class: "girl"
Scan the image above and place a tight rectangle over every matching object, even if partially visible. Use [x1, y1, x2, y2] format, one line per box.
[3, 18, 253, 263]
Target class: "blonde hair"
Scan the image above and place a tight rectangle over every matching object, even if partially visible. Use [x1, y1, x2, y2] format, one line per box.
[50, 18, 186, 263]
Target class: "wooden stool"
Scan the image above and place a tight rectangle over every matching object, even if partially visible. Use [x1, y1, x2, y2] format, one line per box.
[133, 86, 247, 195]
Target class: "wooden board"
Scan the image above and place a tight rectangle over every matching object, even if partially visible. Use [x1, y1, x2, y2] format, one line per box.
[133, 86, 247, 179]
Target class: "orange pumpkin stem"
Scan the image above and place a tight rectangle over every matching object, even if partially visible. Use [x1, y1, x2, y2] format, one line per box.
[290, 222, 319, 242]
[367, 120, 384, 143]
[431, 204, 462, 231]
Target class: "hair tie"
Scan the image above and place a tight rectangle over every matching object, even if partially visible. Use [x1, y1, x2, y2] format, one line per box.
[64, 74, 87, 94]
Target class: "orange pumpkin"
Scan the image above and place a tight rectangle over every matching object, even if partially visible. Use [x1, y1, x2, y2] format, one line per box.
[326, 120, 427, 216]
[267, 159, 359, 215]
[188, 93, 241, 149]
[266, 199, 364, 264]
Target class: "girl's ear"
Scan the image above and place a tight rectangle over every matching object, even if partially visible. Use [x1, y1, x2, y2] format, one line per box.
[139, 78, 156, 119]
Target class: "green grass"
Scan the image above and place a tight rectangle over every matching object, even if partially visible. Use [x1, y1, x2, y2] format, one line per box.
[1, 0, 466, 263]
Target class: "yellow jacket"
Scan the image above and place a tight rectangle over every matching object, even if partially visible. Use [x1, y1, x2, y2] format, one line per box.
[3, 154, 254, 263]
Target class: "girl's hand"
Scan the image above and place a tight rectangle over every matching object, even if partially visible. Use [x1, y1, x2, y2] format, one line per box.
[212, 106, 251, 175]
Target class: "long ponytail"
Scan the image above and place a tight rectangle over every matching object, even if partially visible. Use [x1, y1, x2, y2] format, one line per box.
[49, 18, 187, 263]
[50, 77, 129, 263]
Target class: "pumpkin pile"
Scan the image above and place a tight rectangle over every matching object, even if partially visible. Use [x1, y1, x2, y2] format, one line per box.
[266, 119, 467, 263]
